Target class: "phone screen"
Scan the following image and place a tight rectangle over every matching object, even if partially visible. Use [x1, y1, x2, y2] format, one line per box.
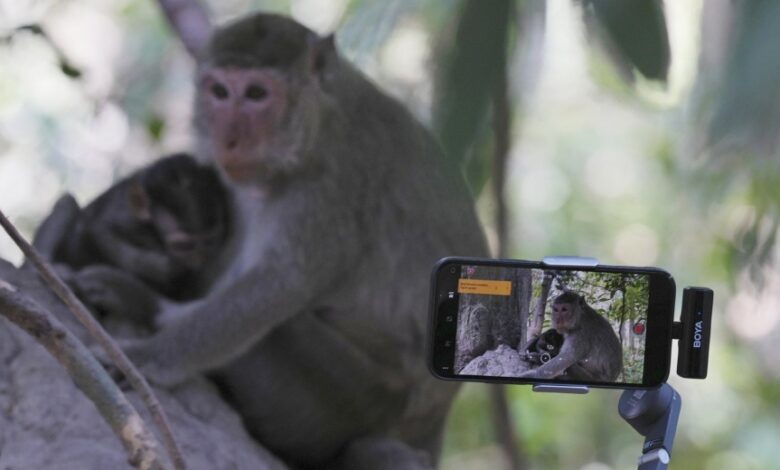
[430, 259, 676, 388]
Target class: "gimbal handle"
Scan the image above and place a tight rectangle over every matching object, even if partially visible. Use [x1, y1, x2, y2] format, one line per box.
[619, 383, 681, 470]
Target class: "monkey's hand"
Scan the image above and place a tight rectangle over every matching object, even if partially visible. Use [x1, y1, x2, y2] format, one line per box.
[90, 337, 191, 388]
[516, 342, 578, 379]
[122, 338, 191, 387]
[153, 301, 194, 331]
[71, 265, 163, 325]
[91, 226, 180, 287]
[132, 251, 181, 286]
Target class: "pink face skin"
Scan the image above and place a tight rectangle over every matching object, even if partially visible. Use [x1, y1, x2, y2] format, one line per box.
[199, 67, 290, 183]
[551, 301, 577, 332]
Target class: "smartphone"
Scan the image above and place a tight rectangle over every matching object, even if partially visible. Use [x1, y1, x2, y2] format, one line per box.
[429, 257, 676, 388]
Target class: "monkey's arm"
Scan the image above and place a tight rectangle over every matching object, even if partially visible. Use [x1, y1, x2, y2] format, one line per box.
[118, 192, 361, 386]
[517, 340, 581, 379]
[129, 260, 330, 385]
[71, 265, 165, 326]
[559, 363, 601, 382]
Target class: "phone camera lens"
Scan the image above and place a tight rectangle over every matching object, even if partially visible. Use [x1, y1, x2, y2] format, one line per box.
[449, 267, 457, 274]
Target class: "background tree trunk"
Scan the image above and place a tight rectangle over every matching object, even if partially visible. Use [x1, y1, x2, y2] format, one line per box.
[527, 271, 553, 341]
[515, 269, 532, 350]
[454, 266, 531, 373]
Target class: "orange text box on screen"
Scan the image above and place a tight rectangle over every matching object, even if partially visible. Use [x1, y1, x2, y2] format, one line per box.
[457, 279, 512, 296]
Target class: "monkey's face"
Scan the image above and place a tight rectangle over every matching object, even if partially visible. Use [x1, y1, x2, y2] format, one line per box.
[195, 15, 332, 187]
[139, 154, 229, 272]
[153, 208, 225, 272]
[539, 330, 562, 351]
[198, 67, 312, 185]
[551, 302, 578, 332]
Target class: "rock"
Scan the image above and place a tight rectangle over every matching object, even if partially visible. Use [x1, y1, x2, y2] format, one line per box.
[0, 259, 287, 470]
[460, 344, 532, 377]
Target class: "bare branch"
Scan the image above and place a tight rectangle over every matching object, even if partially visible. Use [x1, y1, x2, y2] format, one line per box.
[528, 272, 554, 341]
[492, 45, 511, 260]
[0, 280, 167, 470]
[0, 209, 186, 470]
[0, 24, 83, 79]
[155, 0, 213, 57]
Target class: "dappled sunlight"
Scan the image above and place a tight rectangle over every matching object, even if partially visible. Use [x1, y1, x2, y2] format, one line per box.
[612, 224, 659, 266]
[80, 102, 129, 153]
[380, 20, 430, 86]
[46, 3, 123, 98]
[584, 150, 641, 200]
[726, 246, 780, 379]
[0, 0, 52, 29]
[578, 462, 611, 470]
[704, 450, 763, 470]
[441, 445, 509, 470]
[727, 271, 780, 341]
[517, 163, 570, 213]
[291, 0, 346, 34]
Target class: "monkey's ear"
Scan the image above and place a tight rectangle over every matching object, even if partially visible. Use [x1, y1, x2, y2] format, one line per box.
[128, 179, 152, 221]
[309, 34, 338, 78]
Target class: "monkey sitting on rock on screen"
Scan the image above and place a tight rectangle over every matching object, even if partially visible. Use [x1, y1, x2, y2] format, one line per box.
[54, 12, 488, 470]
[518, 292, 623, 382]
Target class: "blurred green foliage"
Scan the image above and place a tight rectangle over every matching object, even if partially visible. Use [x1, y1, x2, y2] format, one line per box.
[582, 0, 670, 82]
[433, 0, 513, 194]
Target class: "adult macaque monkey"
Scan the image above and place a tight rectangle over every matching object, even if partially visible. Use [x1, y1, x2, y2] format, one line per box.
[93, 12, 487, 470]
[518, 292, 623, 381]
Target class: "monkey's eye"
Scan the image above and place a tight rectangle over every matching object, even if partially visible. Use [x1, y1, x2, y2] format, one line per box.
[245, 84, 268, 101]
[211, 83, 229, 100]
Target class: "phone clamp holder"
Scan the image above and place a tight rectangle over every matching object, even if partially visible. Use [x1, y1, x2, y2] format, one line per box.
[535, 256, 714, 469]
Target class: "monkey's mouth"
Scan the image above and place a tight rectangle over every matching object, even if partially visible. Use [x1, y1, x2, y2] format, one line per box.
[220, 153, 293, 185]
[220, 159, 260, 182]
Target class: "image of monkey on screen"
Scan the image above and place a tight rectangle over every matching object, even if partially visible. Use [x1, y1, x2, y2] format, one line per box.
[455, 266, 650, 384]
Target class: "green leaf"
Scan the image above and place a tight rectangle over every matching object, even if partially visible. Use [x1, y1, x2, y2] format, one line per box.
[582, 0, 670, 82]
[145, 114, 166, 142]
[59, 60, 82, 79]
[433, 0, 514, 192]
[709, 0, 780, 155]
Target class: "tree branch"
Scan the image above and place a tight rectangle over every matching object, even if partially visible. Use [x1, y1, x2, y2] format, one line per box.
[0, 24, 83, 79]
[0, 280, 167, 470]
[0, 209, 185, 470]
[154, 0, 213, 57]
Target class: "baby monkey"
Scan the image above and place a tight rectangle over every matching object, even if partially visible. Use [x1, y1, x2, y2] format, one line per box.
[39, 153, 229, 307]
[521, 328, 564, 366]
